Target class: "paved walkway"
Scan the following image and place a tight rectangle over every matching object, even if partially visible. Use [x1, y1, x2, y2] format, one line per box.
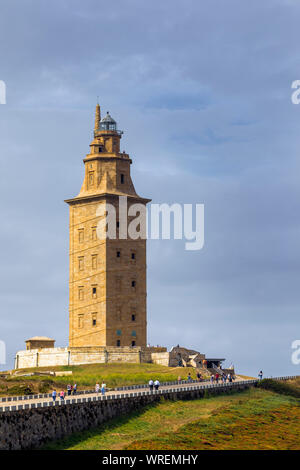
[1, 377, 248, 409]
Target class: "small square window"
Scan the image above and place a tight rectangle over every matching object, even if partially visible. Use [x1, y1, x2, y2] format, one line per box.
[131, 314, 136, 322]
[116, 251, 121, 258]
[116, 330, 122, 336]
[131, 281, 136, 288]
[131, 341, 136, 347]
[131, 253, 135, 260]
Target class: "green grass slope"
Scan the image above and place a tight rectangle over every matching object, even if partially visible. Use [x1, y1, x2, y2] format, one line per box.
[43, 380, 300, 451]
[0, 363, 208, 396]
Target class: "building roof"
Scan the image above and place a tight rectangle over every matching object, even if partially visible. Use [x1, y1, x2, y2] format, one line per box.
[100, 111, 116, 124]
[26, 336, 55, 342]
[205, 358, 225, 362]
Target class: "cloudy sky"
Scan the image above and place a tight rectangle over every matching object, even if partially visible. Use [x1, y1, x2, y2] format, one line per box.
[0, 0, 299, 376]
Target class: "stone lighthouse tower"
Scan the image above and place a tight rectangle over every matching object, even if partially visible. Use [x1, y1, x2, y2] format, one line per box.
[65, 104, 150, 349]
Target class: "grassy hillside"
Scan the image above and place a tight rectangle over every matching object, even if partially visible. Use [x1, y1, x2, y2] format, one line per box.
[0, 363, 209, 396]
[43, 379, 300, 450]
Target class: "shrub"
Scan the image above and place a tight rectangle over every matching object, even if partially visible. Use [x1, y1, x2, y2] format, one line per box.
[257, 379, 300, 398]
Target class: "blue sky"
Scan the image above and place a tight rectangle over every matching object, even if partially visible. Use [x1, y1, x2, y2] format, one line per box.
[0, 0, 300, 375]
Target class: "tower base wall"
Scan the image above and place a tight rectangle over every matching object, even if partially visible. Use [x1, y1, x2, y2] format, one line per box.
[14, 346, 167, 370]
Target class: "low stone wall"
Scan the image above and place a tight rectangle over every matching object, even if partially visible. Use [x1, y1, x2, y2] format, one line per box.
[150, 351, 172, 366]
[0, 382, 253, 450]
[14, 346, 168, 369]
[15, 348, 66, 369]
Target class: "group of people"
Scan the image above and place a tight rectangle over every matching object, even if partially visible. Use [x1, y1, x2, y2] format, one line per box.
[148, 379, 160, 391]
[95, 382, 107, 395]
[210, 372, 235, 383]
[51, 370, 264, 403]
[177, 373, 196, 382]
[52, 383, 77, 402]
[178, 372, 235, 384]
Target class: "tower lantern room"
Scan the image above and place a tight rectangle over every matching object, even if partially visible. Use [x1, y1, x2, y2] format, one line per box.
[99, 112, 117, 132]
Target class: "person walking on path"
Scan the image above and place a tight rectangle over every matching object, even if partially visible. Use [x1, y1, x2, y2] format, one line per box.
[101, 382, 106, 395]
[177, 376, 182, 383]
[258, 370, 263, 380]
[154, 379, 160, 391]
[73, 383, 77, 395]
[95, 382, 100, 394]
[210, 375, 214, 384]
[196, 372, 202, 382]
[215, 373, 219, 384]
[149, 379, 154, 391]
[60, 390, 65, 401]
[67, 384, 72, 396]
[228, 374, 232, 383]
[187, 373, 192, 383]
[52, 389, 57, 402]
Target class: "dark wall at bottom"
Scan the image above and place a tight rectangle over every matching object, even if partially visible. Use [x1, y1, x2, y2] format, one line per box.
[0, 383, 252, 450]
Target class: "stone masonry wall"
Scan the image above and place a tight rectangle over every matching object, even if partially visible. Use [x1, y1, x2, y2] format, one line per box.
[0, 382, 252, 450]
[15, 346, 168, 369]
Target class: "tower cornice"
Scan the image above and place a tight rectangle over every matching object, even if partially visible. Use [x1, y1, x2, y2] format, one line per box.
[83, 154, 132, 164]
[65, 193, 151, 206]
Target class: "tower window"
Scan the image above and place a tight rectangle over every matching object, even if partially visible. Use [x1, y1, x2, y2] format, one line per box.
[131, 341, 136, 347]
[92, 313, 97, 326]
[131, 280, 136, 288]
[78, 315, 84, 328]
[121, 174, 125, 184]
[92, 319, 97, 326]
[92, 254, 98, 269]
[78, 287, 84, 301]
[116, 251, 121, 258]
[132, 330, 137, 337]
[117, 340, 121, 347]
[92, 227, 97, 240]
[131, 314, 136, 322]
[78, 257, 84, 271]
[92, 287, 97, 298]
[117, 308, 122, 321]
[89, 171, 94, 186]
[116, 330, 122, 336]
[116, 221, 120, 229]
[131, 253, 135, 260]
[78, 229, 84, 243]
